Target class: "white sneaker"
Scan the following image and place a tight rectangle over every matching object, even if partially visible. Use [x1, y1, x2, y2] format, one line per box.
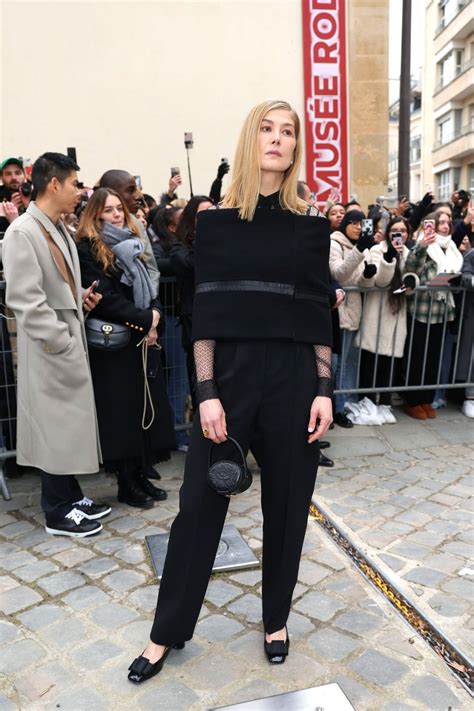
[378, 405, 397, 424]
[462, 400, 474, 419]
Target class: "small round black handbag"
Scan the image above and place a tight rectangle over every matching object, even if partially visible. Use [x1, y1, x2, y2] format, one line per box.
[207, 436, 252, 497]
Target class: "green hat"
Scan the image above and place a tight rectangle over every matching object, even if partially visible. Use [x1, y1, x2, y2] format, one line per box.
[1, 158, 24, 172]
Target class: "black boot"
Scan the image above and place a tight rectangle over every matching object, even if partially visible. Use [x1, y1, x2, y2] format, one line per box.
[144, 464, 161, 481]
[117, 469, 154, 509]
[138, 473, 168, 502]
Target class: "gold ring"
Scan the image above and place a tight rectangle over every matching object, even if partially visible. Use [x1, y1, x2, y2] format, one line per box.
[203, 429, 209, 438]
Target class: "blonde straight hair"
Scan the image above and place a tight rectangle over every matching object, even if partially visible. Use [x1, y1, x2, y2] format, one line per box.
[221, 100, 308, 221]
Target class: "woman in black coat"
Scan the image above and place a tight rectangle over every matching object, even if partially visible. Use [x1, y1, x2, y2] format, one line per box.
[76, 188, 176, 509]
[170, 195, 214, 406]
[151, 207, 190, 450]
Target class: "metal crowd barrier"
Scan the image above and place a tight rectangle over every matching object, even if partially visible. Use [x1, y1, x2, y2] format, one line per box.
[0, 278, 472, 501]
[336, 284, 473, 395]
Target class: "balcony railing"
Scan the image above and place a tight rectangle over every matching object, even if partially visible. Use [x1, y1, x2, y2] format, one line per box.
[434, 57, 474, 94]
[434, 0, 471, 37]
[433, 122, 474, 150]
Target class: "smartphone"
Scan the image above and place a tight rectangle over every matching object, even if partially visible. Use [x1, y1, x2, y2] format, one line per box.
[184, 132, 193, 149]
[221, 157, 229, 166]
[423, 219, 435, 230]
[362, 219, 373, 236]
[91, 280, 99, 293]
[135, 175, 142, 189]
[146, 345, 161, 378]
[170, 167, 180, 177]
[391, 232, 403, 246]
[67, 147, 77, 163]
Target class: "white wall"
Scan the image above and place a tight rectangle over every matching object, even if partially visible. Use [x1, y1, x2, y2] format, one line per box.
[2, 0, 305, 199]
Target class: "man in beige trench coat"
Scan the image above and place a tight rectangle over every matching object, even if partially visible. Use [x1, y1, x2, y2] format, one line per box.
[2, 152, 110, 537]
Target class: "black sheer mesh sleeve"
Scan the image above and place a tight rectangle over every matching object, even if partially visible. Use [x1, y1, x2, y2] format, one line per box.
[314, 345, 333, 398]
[194, 340, 219, 404]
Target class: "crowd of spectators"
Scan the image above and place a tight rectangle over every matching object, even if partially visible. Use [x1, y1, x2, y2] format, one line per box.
[1, 156, 473, 464]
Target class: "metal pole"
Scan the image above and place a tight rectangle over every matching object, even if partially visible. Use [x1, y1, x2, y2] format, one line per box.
[398, 0, 412, 198]
[186, 148, 194, 198]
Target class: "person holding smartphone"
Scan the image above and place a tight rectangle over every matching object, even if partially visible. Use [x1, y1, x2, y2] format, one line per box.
[403, 211, 463, 419]
[356, 217, 418, 423]
[76, 188, 176, 508]
[2, 153, 108, 537]
[329, 210, 377, 426]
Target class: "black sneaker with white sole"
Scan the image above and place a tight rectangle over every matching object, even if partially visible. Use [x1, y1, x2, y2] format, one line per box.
[73, 496, 112, 520]
[45, 508, 103, 537]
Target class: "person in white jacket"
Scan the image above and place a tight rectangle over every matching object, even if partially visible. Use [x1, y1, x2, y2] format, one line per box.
[329, 210, 376, 426]
[356, 217, 419, 423]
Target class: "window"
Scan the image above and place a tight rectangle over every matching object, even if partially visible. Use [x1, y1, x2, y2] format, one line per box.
[453, 167, 461, 192]
[469, 165, 474, 192]
[438, 114, 453, 144]
[410, 136, 421, 163]
[437, 49, 465, 90]
[437, 169, 451, 200]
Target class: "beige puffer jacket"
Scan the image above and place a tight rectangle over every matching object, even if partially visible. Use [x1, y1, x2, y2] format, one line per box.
[329, 231, 372, 330]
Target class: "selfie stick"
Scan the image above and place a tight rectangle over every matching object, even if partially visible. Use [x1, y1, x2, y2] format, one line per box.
[186, 148, 194, 198]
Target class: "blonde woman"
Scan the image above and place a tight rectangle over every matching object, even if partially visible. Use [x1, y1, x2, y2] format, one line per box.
[128, 100, 333, 683]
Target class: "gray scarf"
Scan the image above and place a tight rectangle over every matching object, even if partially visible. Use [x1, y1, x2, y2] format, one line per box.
[102, 222, 157, 309]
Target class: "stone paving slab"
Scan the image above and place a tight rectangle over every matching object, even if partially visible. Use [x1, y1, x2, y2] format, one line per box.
[0, 434, 471, 710]
[315, 405, 474, 662]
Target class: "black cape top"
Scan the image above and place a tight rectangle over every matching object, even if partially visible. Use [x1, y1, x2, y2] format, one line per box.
[192, 196, 332, 346]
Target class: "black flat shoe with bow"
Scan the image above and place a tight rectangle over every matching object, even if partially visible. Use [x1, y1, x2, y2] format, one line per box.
[128, 642, 185, 684]
[264, 627, 289, 664]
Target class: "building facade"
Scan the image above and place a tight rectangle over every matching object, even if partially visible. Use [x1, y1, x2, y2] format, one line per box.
[423, 0, 474, 199]
[388, 84, 423, 200]
[3, 1, 389, 208]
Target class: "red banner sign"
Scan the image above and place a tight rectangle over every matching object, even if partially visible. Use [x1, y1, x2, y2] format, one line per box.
[302, 0, 349, 205]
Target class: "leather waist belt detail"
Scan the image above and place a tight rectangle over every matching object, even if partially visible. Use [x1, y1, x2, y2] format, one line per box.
[195, 280, 327, 303]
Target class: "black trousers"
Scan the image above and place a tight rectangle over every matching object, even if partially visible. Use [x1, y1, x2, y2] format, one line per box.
[150, 340, 320, 645]
[40, 473, 84, 523]
[405, 318, 444, 406]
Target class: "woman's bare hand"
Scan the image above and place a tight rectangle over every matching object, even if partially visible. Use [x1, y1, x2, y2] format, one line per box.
[199, 399, 227, 443]
[147, 327, 158, 346]
[307, 396, 333, 444]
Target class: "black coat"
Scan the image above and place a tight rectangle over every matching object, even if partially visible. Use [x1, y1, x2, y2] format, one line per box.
[152, 239, 180, 319]
[77, 239, 176, 463]
[170, 240, 195, 349]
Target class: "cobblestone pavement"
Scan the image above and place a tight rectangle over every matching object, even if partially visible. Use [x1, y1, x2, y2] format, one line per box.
[316, 404, 474, 660]
[0, 409, 471, 710]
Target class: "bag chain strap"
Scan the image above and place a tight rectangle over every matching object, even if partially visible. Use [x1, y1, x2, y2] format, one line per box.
[137, 337, 155, 430]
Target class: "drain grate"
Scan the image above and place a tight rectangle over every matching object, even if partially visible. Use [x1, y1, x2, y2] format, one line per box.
[146, 524, 259, 579]
[310, 500, 474, 695]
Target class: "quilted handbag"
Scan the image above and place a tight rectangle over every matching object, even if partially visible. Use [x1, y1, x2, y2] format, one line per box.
[207, 436, 252, 497]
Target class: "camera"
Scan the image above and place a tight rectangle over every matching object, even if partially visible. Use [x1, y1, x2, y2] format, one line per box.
[457, 189, 471, 203]
[20, 182, 32, 197]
